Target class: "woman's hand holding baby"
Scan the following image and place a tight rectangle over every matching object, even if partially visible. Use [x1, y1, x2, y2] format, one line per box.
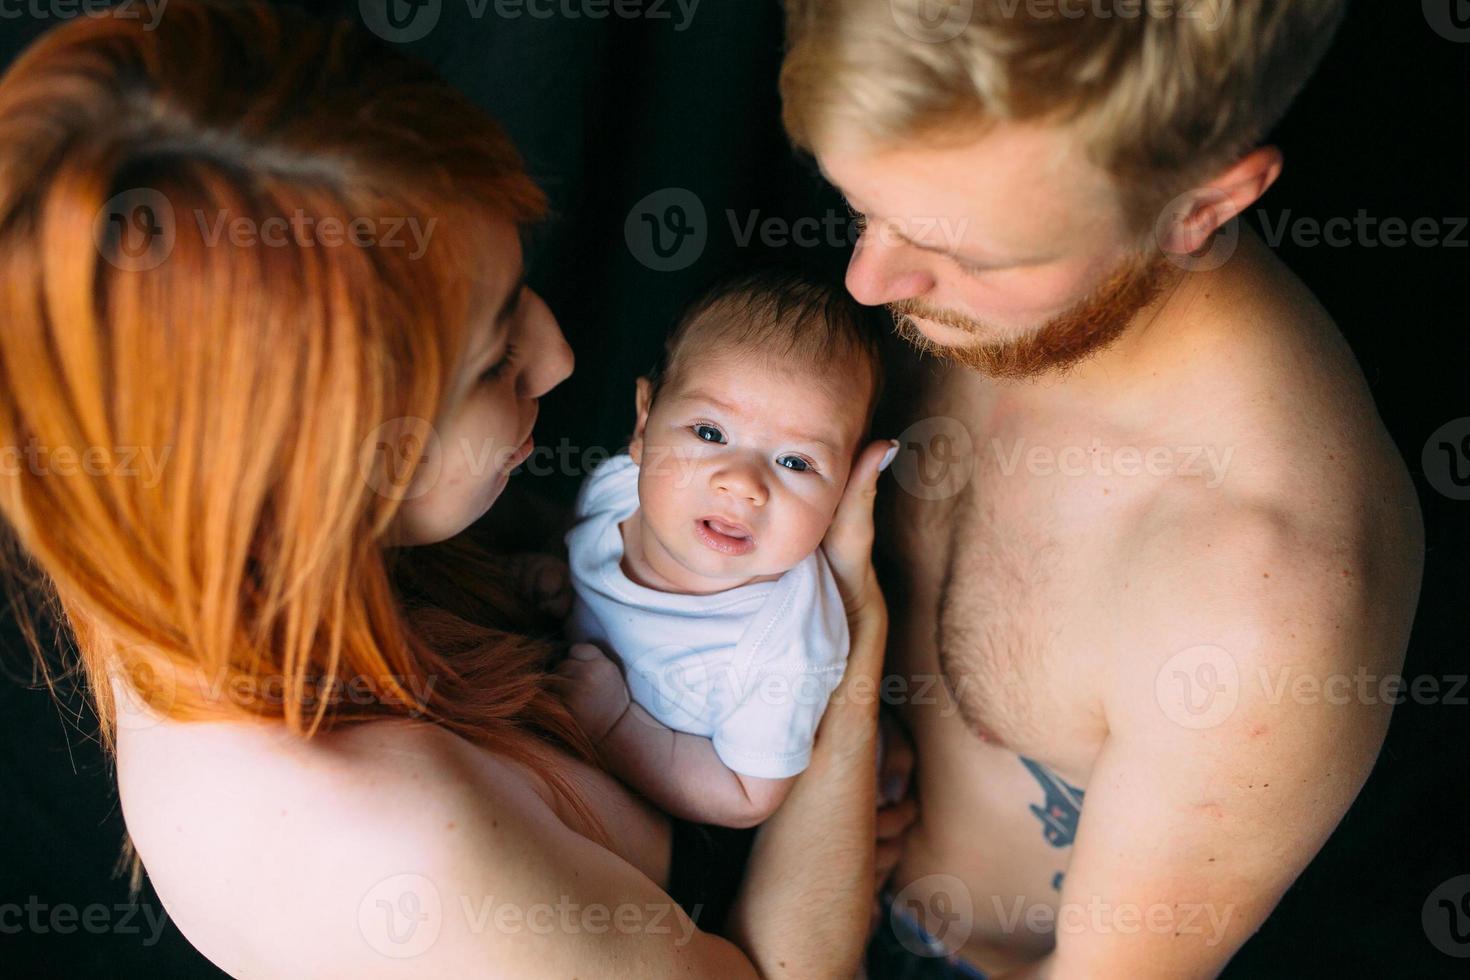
[822, 439, 899, 635]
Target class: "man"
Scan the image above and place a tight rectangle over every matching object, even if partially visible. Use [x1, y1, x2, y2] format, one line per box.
[781, 2, 1425, 977]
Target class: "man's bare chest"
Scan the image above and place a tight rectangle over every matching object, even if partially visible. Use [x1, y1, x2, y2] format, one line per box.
[883, 408, 1129, 780]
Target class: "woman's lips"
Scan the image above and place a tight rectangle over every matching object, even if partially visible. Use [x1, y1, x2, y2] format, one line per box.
[509, 432, 535, 468]
[694, 517, 754, 556]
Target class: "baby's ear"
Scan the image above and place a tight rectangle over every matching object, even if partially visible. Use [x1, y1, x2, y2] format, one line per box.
[629, 377, 654, 465]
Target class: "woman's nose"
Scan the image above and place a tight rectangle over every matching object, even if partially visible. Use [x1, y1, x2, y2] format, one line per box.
[845, 225, 938, 307]
[712, 459, 769, 507]
[518, 289, 574, 399]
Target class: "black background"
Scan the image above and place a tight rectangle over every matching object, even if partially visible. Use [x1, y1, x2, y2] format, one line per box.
[1, 1, 1466, 976]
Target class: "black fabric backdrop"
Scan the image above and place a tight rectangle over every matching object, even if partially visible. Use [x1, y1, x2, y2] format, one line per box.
[1, 1, 1466, 976]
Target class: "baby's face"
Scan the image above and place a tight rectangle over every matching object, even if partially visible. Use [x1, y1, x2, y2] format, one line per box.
[629, 350, 867, 591]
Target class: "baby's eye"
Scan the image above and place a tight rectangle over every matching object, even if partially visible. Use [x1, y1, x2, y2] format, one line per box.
[776, 455, 811, 472]
[692, 424, 726, 444]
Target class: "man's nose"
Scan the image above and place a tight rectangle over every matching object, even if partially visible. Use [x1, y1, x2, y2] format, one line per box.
[711, 458, 769, 507]
[845, 226, 937, 306]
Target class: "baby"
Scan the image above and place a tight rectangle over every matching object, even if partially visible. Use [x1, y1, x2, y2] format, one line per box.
[557, 267, 884, 828]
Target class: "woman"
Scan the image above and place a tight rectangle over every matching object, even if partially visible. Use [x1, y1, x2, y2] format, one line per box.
[0, 2, 901, 976]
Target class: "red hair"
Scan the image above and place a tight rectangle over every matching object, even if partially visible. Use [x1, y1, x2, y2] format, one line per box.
[0, 0, 600, 879]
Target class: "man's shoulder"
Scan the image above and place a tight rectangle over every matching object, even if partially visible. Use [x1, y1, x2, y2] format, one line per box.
[1113, 461, 1422, 707]
[1125, 235, 1424, 638]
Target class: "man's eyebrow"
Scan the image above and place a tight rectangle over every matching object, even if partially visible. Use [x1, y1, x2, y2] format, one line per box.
[842, 193, 1032, 269]
[869, 216, 999, 268]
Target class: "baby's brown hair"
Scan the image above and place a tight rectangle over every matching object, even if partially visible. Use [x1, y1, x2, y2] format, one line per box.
[647, 265, 885, 438]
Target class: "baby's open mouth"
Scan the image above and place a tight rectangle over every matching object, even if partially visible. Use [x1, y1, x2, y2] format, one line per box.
[695, 517, 755, 556]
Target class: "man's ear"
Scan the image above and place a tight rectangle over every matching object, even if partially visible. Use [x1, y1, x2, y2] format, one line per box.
[1157, 146, 1283, 255]
[629, 377, 654, 465]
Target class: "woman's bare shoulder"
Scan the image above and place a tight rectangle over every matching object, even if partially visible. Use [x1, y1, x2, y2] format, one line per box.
[116, 715, 562, 976]
[117, 713, 742, 979]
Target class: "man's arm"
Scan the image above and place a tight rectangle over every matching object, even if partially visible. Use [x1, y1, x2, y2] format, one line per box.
[1003, 503, 1416, 979]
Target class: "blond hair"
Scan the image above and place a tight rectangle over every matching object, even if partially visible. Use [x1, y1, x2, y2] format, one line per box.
[782, 0, 1347, 224]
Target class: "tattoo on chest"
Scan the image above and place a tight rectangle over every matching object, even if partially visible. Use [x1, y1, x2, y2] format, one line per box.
[1020, 756, 1085, 849]
[1021, 756, 1084, 892]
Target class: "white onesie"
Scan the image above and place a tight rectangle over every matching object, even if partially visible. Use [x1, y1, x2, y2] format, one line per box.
[565, 454, 849, 779]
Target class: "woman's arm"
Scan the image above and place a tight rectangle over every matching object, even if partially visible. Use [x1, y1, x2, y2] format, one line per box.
[724, 439, 896, 979]
[221, 442, 893, 978]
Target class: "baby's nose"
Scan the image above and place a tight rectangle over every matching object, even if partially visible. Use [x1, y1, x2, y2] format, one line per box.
[713, 462, 768, 506]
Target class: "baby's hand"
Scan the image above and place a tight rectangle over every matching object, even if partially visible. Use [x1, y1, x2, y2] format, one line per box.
[554, 644, 632, 743]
